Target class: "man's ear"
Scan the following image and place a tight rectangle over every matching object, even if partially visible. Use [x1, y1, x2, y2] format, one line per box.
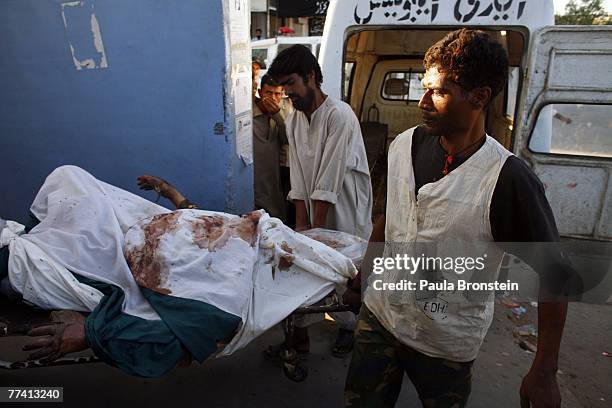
[307, 70, 315, 83]
[469, 87, 492, 109]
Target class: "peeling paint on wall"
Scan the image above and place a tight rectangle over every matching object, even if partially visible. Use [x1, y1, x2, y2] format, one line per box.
[61, 1, 109, 70]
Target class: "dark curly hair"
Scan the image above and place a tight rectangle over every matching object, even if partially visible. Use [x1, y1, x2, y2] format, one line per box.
[268, 44, 323, 87]
[260, 73, 280, 88]
[424, 29, 509, 101]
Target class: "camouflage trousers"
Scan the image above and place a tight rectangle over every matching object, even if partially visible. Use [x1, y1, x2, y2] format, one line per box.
[344, 306, 473, 408]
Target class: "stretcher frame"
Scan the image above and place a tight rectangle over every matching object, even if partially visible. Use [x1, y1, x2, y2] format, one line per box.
[276, 292, 357, 382]
[0, 293, 357, 381]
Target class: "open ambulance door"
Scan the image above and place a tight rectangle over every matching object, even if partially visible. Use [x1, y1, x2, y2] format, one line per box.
[515, 26, 612, 242]
[514, 26, 612, 303]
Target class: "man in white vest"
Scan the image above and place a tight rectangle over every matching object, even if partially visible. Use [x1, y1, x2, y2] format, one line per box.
[343, 29, 567, 407]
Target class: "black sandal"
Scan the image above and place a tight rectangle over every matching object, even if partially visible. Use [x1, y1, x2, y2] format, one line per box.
[263, 341, 310, 361]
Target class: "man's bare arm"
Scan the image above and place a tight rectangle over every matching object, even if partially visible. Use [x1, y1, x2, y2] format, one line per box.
[343, 215, 386, 306]
[312, 200, 331, 229]
[352, 214, 385, 289]
[368, 214, 386, 243]
[520, 301, 567, 408]
[295, 200, 309, 231]
[534, 302, 567, 371]
[137, 175, 195, 209]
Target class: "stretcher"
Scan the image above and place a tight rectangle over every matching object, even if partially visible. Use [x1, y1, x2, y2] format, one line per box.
[0, 289, 358, 382]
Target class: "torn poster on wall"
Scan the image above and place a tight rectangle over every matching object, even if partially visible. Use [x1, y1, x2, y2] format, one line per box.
[229, 0, 253, 162]
[235, 113, 253, 165]
[61, 1, 109, 71]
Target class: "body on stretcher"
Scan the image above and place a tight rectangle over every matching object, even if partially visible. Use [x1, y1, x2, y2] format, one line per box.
[0, 166, 366, 377]
[0, 222, 366, 378]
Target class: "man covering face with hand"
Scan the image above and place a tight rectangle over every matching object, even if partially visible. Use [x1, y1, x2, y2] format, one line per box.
[252, 74, 293, 222]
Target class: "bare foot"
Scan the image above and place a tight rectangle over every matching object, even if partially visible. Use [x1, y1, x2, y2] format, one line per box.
[23, 310, 88, 363]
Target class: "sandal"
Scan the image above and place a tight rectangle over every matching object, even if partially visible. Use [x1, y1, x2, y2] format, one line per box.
[263, 341, 310, 361]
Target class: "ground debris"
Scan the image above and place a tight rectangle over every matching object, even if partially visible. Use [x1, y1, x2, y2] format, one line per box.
[497, 293, 539, 353]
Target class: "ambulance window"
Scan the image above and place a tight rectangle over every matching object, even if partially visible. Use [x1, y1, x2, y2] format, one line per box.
[381, 71, 425, 101]
[529, 103, 612, 158]
[252, 49, 268, 66]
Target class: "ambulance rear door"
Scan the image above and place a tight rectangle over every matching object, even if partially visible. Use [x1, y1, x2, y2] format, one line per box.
[515, 26, 612, 241]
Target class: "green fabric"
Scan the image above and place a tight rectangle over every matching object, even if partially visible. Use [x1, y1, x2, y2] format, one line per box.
[141, 287, 241, 363]
[78, 274, 240, 378]
[82, 277, 185, 378]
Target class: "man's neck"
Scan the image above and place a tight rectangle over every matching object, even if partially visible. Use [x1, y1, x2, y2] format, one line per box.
[440, 117, 486, 156]
[304, 88, 327, 121]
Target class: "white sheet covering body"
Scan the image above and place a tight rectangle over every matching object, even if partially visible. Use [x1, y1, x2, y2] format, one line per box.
[8, 166, 167, 319]
[123, 210, 261, 321]
[1, 166, 358, 355]
[221, 220, 357, 355]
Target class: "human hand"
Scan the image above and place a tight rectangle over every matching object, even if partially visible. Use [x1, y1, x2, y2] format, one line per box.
[261, 96, 281, 115]
[519, 367, 561, 408]
[137, 175, 178, 201]
[23, 310, 88, 363]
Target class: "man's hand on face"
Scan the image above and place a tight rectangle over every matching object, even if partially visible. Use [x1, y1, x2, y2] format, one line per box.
[261, 96, 281, 116]
[519, 367, 561, 408]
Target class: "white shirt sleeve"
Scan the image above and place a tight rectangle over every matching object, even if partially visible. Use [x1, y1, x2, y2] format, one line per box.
[310, 109, 352, 205]
[286, 119, 308, 202]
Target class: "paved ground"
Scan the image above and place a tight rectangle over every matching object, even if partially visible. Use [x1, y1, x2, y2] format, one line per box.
[1, 300, 610, 407]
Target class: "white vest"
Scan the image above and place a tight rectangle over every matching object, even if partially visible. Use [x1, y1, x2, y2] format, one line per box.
[364, 127, 513, 362]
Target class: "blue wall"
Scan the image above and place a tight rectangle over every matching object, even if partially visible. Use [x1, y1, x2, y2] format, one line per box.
[0, 0, 253, 222]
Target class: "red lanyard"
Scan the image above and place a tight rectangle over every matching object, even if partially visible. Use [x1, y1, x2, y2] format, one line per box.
[442, 154, 454, 176]
[440, 135, 486, 176]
